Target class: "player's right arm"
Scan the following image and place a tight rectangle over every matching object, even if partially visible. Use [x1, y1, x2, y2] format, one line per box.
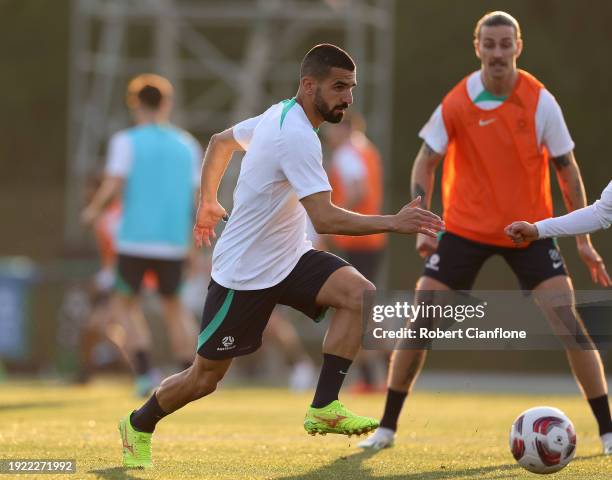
[193, 128, 243, 248]
[195, 113, 265, 247]
[412, 104, 446, 257]
[302, 192, 443, 237]
[411, 142, 444, 257]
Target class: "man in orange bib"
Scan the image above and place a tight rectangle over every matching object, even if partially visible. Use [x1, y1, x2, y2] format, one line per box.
[359, 11, 612, 454]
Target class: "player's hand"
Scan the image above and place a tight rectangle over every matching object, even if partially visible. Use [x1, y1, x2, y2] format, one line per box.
[80, 205, 99, 227]
[577, 241, 611, 287]
[416, 233, 438, 258]
[193, 200, 227, 248]
[505, 221, 539, 244]
[393, 196, 444, 238]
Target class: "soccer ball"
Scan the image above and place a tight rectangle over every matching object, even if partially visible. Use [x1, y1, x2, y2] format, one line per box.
[509, 406, 576, 474]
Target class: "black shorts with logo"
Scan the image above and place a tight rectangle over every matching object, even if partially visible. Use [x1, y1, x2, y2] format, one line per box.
[197, 249, 350, 360]
[423, 232, 568, 291]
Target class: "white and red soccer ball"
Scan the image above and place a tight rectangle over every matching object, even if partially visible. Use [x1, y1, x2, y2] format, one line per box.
[509, 406, 576, 474]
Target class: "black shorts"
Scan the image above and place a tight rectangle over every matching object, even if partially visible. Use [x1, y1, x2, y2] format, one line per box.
[116, 254, 184, 297]
[345, 249, 383, 283]
[197, 249, 350, 360]
[423, 232, 568, 291]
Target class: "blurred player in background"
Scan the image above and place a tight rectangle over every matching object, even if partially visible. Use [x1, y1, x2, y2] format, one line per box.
[82, 74, 200, 396]
[76, 174, 132, 383]
[327, 111, 388, 393]
[360, 11, 612, 454]
[118, 44, 443, 469]
[506, 180, 612, 241]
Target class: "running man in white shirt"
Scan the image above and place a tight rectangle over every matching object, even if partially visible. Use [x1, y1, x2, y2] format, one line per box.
[506, 181, 612, 248]
[117, 44, 444, 468]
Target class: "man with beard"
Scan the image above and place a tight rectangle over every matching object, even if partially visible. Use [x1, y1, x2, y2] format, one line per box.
[118, 43, 444, 468]
[359, 11, 612, 454]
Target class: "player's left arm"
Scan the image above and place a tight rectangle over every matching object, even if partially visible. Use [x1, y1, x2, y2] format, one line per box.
[551, 151, 610, 285]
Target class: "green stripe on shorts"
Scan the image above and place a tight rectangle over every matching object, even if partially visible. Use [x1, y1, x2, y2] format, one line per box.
[197, 289, 235, 351]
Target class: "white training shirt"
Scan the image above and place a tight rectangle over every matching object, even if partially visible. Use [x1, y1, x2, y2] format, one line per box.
[211, 99, 331, 290]
[536, 181, 612, 237]
[419, 71, 575, 157]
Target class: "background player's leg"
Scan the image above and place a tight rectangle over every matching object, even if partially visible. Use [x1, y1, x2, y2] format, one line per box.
[113, 293, 156, 395]
[533, 275, 612, 438]
[156, 259, 199, 370]
[264, 308, 315, 391]
[77, 298, 130, 382]
[159, 294, 199, 369]
[381, 276, 448, 429]
[533, 275, 606, 397]
[115, 255, 157, 395]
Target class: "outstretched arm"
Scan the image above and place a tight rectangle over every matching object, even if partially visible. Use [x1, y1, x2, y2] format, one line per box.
[301, 191, 443, 237]
[506, 181, 611, 242]
[193, 128, 244, 248]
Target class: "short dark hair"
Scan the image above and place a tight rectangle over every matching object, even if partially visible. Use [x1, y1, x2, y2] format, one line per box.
[126, 73, 173, 110]
[300, 43, 355, 80]
[474, 11, 521, 40]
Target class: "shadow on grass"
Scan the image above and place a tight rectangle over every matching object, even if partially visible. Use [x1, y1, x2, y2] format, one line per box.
[276, 450, 609, 480]
[275, 449, 522, 480]
[88, 467, 146, 479]
[86, 453, 608, 479]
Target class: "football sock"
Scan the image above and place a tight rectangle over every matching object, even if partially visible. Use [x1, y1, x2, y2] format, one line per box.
[311, 353, 352, 408]
[130, 392, 168, 433]
[587, 394, 612, 435]
[379, 388, 408, 431]
[133, 350, 152, 376]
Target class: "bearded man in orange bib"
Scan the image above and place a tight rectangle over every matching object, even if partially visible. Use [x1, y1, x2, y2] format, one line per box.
[359, 11, 612, 454]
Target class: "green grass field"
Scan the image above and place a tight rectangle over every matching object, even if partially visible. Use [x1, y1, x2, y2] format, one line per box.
[0, 380, 610, 479]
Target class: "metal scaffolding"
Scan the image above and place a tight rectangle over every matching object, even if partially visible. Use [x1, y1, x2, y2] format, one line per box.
[65, 0, 395, 245]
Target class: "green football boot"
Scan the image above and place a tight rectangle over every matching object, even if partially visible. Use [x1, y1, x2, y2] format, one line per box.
[304, 400, 379, 436]
[118, 414, 153, 468]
